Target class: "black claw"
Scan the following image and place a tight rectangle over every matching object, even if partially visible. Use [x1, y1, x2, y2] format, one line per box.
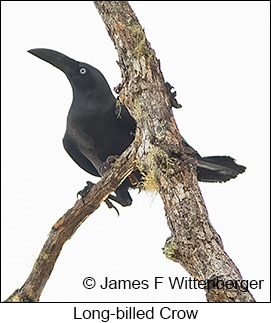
[77, 181, 94, 205]
[77, 181, 120, 214]
[99, 155, 119, 175]
[105, 199, 120, 216]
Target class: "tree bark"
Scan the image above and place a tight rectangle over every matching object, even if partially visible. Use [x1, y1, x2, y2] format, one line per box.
[5, 1, 255, 302]
[5, 141, 139, 302]
[94, 1, 255, 302]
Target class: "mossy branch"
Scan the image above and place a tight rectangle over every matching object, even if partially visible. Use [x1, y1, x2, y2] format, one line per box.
[94, 1, 255, 302]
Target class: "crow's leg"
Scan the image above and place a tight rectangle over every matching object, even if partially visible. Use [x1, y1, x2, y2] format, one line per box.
[77, 181, 120, 215]
[99, 155, 119, 174]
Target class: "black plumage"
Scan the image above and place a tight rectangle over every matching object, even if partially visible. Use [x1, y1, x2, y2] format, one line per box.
[28, 48, 246, 206]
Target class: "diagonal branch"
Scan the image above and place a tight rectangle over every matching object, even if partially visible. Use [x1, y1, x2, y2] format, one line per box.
[5, 1, 255, 303]
[5, 135, 140, 302]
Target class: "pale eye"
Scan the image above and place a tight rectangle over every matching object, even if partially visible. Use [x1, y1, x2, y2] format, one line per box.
[80, 68, 86, 74]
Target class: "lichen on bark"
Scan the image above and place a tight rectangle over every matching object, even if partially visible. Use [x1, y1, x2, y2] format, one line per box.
[94, 1, 255, 302]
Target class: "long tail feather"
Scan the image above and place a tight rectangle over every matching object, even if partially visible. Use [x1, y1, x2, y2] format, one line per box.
[197, 156, 246, 182]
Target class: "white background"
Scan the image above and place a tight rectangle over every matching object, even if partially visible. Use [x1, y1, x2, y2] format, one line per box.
[1, 0, 270, 314]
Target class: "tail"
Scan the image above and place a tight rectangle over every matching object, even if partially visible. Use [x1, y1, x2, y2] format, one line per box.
[197, 156, 246, 182]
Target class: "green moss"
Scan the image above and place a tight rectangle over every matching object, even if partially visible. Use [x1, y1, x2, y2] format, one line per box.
[130, 24, 147, 57]
[137, 145, 175, 192]
[163, 238, 179, 260]
[132, 99, 148, 120]
[149, 145, 176, 175]
[129, 23, 155, 61]
[139, 166, 160, 192]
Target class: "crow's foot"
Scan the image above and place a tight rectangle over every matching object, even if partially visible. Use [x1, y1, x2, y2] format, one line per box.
[77, 181, 120, 215]
[104, 199, 120, 216]
[99, 155, 119, 175]
[77, 181, 94, 205]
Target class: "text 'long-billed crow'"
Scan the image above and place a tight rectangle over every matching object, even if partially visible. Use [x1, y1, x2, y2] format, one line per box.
[28, 48, 246, 207]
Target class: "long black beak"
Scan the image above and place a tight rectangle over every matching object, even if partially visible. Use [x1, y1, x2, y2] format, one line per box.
[28, 48, 77, 76]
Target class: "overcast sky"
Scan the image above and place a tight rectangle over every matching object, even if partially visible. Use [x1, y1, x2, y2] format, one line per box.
[1, 0, 270, 318]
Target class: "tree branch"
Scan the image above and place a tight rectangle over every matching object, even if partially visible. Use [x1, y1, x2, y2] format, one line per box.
[5, 1, 255, 303]
[5, 136, 140, 302]
[94, 1, 255, 302]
